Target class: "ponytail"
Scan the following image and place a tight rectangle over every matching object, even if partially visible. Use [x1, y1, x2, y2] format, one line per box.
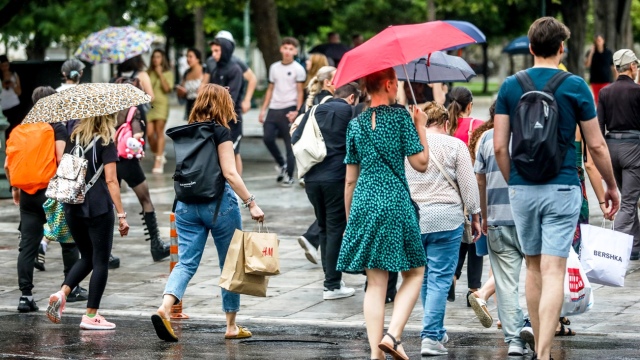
[447, 87, 473, 135]
[305, 66, 336, 109]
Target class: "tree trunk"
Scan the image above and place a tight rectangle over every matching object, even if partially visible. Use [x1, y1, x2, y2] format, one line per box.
[561, 0, 589, 76]
[594, 0, 632, 50]
[427, 0, 436, 21]
[193, 6, 205, 57]
[250, 0, 281, 72]
[26, 32, 47, 60]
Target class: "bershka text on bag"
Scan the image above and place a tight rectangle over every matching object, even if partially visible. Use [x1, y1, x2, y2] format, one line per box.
[592, 250, 623, 262]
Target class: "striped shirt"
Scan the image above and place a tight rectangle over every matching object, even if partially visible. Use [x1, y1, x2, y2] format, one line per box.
[474, 129, 515, 226]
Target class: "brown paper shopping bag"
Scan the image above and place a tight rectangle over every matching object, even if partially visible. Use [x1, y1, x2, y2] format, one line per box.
[244, 230, 280, 276]
[219, 229, 269, 297]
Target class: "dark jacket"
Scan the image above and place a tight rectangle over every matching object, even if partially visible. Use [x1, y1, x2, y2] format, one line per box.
[208, 38, 244, 117]
[598, 75, 640, 135]
[292, 98, 355, 182]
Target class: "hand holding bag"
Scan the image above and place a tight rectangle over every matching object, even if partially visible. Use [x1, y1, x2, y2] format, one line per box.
[561, 247, 594, 316]
[219, 229, 269, 297]
[429, 150, 474, 244]
[579, 220, 633, 287]
[244, 224, 280, 276]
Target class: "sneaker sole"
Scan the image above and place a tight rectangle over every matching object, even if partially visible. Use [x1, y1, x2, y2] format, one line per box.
[421, 349, 448, 356]
[323, 291, 355, 300]
[520, 330, 535, 351]
[79, 322, 116, 330]
[468, 293, 493, 328]
[297, 237, 318, 265]
[46, 297, 62, 324]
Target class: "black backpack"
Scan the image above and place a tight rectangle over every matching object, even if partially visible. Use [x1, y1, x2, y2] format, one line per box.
[511, 70, 572, 182]
[166, 122, 225, 204]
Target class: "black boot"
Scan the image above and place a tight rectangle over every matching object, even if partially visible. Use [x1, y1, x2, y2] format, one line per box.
[143, 211, 170, 261]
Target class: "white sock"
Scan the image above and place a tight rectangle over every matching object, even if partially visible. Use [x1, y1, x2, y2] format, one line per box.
[40, 240, 48, 253]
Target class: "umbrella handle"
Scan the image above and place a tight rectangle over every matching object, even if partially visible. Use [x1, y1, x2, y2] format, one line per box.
[402, 64, 418, 106]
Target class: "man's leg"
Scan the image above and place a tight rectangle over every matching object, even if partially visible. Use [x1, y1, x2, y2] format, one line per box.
[262, 110, 286, 168]
[322, 182, 348, 291]
[17, 191, 47, 299]
[276, 108, 296, 179]
[304, 183, 328, 275]
[612, 142, 640, 253]
[525, 255, 542, 348]
[302, 221, 321, 250]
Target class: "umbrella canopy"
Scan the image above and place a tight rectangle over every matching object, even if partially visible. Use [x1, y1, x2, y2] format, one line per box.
[442, 21, 486, 51]
[75, 26, 155, 64]
[393, 52, 476, 84]
[309, 43, 351, 66]
[22, 83, 151, 124]
[503, 35, 530, 55]
[332, 21, 476, 88]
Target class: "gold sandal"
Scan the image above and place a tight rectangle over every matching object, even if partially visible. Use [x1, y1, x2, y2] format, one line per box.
[151, 314, 179, 342]
[225, 325, 252, 339]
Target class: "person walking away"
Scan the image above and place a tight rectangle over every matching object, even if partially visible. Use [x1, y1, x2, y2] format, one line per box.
[405, 102, 481, 356]
[115, 106, 170, 261]
[292, 82, 360, 300]
[447, 86, 484, 305]
[175, 48, 204, 121]
[597, 49, 640, 261]
[146, 49, 174, 174]
[56, 59, 84, 92]
[46, 112, 130, 330]
[5, 87, 87, 312]
[151, 84, 265, 342]
[1, 55, 22, 140]
[474, 113, 531, 356]
[115, 55, 155, 122]
[338, 68, 430, 360]
[584, 35, 614, 104]
[203, 31, 258, 115]
[494, 17, 619, 360]
[258, 37, 306, 186]
[207, 36, 245, 176]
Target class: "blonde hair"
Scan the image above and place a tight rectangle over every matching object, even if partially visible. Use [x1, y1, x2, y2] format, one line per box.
[188, 83, 237, 128]
[305, 54, 329, 88]
[71, 114, 116, 147]
[423, 101, 449, 128]
[305, 66, 336, 108]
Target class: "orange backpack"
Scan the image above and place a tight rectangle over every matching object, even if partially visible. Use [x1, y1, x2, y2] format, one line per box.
[6, 123, 57, 194]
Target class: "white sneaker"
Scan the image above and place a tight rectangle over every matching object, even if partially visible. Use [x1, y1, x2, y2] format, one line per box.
[442, 333, 449, 344]
[297, 236, 318, 264]
[421, 337, 448, 356]
[323, 286, 355, 300]
[508, 343, 524, 356]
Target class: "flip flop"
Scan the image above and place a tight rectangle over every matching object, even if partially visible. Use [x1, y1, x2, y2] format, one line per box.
[378, 333, 408, 360]
[225, 325, 252, 339]
[151, 314, 178, 342]
[554, 323, 575, 337]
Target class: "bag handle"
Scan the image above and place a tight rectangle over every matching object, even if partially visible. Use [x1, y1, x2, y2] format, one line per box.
[125, 107, 137, 125]
[467, 118, 476, 140]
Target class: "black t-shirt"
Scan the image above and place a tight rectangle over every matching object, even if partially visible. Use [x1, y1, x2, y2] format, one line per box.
[51, 123, 68, 142]
[63, 137, 118, 218]
[588, 48, 614, 84]
[212, 122, 232, 145]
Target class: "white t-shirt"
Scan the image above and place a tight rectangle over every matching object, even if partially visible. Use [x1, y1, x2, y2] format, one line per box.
[1, 73, 20, 110]
[56, 83, 77, 92]
[268, 61, 306, 110]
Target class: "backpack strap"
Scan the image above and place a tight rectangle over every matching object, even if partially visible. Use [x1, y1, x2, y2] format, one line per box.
[543, 71, 572, 94]
[125, 107, 137, 124]
[514, 70, 536, 93]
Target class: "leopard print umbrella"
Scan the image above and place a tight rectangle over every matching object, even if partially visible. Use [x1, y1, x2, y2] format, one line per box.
[22, 83, 152, 124]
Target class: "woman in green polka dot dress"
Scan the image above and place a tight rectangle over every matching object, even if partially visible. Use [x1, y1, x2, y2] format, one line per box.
[338, 68, 429, 360]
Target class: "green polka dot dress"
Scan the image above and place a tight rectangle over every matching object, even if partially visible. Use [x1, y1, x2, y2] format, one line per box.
[337, 106, 427, 274]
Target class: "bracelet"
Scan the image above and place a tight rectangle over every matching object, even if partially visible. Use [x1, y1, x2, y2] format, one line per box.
[242, 195, 255, 208]
[599, 201, 605, 205]
[117, 212, 127, 219]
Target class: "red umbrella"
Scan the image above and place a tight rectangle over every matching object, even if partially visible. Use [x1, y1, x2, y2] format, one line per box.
[332, 21, 476, 91]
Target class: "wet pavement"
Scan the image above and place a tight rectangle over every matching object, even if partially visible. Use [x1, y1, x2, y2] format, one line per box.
[1, 99, 640, 358]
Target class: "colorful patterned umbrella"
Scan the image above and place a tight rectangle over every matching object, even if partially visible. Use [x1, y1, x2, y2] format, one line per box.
[75, 26, 154, 64]
[22, 83, 151, 124]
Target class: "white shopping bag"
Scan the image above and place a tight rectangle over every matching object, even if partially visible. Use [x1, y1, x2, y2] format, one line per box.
[579, 222, 633, 287]
[561, 247, 594, 317]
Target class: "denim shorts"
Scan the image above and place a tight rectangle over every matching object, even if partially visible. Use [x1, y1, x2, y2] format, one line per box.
[508, 185, 581, 258]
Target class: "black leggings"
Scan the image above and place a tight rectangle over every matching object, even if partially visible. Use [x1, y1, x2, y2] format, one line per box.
[63, 211, 114, 309]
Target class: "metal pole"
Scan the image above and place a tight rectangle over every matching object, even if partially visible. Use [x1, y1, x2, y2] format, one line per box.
[244, 0, 251, 67]
[402, 64, 418, 105]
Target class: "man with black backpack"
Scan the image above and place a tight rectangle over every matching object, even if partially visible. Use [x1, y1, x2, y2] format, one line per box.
[597, 49, 640, 261]
[493, 17, 619, 360]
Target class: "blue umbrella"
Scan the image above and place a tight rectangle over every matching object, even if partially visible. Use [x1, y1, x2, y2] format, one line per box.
[443, 20, 486, 50]
[503, 35, 530, 55]
[393, 51, 476, 84]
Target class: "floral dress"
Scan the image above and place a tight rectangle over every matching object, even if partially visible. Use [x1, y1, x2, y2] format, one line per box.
[337, 105, 427, 273]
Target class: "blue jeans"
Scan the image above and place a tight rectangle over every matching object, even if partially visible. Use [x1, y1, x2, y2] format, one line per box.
[420, 224, 463, 341]
[509, 185, 581, 258]
[164, 184, 241, 313]
[487, 225, 525, 347]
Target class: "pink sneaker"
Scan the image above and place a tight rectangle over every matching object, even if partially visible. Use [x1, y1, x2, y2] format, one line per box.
[79, 314, 116, 330]
[46, 290, 66, 324]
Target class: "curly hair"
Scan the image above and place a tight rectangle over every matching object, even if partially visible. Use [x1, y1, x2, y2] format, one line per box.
[468, 100, 496, 161]
[188, 83, 237, 128]
[422, 101, 449, 128]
